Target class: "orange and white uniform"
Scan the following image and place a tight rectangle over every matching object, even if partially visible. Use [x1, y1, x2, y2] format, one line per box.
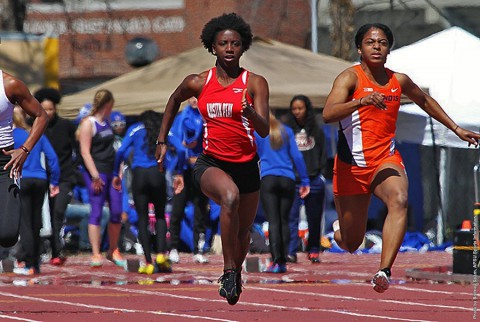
[334, 64, 405, 195]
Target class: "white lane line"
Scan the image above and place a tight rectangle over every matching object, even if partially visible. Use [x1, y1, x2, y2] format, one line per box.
[249, 286, 471, 311]
[0, 315, 39, 322]
[0, 291, 236, 322]
[78, 284, 435, 322]
[393, 285, 471, 295]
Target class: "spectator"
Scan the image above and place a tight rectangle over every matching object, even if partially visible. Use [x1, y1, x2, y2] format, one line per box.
[77, 89, 125, 268]
[169, 97, 210, 264]
[109, 110, 136, 252]
[12, 106, 60, 275]
[34, 87, 77, 266]
[255, 112, 310, 273]
[285, 95, 327, 264]
[113, 110, 172, 274]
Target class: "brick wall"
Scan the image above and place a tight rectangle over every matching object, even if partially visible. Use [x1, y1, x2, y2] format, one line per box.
[24, 0, 311, 90]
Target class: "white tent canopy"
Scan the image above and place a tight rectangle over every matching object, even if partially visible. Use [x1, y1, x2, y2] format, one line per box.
[387, 26, 480, 148]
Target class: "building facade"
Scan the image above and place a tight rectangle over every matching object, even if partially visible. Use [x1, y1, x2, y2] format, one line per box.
[24, 0, 480, 93]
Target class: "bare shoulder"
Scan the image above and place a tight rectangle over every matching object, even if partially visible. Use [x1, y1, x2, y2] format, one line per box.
[393, 72, 416, 90]
[393, 71, 410, 83]
[182, 71, 210, 92]
[338, 67, 358, 82]
[2, 71, 28, 102]
[332, 66, 358, 90]
[3, 71, 22, 89]
[247, 71, 267, 82]
[246, 72, 268, 90]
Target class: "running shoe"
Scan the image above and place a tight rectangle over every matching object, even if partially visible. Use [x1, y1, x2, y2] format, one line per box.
[265, 263, 287, 273]
[218, 269, 238, 305]
[169, 249, 179, 264]
[193, 253, 209, 264]
[308, 253, 320, 264]
[372, 270, 390, 293]
[286, 254, 297, 263]
[227, 269, 243, 305]
[13, 267, 37, 276]
[106, 249, 126, 267]
[50, 256, 67, 266]
[138, 263, 155, 275]
[90, 254, 103, 268]
[155, 254, 172, 273]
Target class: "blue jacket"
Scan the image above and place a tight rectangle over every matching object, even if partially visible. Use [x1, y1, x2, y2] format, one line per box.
[179, 105, 203, 159]
[255, 124, 309, 187]
[13, 128, 60, 186]
[167, 104, 202, 171]
[114, 122, 185, 177]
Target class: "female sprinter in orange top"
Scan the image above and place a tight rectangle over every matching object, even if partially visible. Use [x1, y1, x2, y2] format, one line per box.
[155, 13, 269, 305]
[323, 23, 480, 293]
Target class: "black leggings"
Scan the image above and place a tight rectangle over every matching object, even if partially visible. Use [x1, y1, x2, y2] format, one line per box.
[170, 167, 209, 254]
[49, 181, 73, 258]
[131, 166, 167, 263]
[0, 146, 20, 247]
[19, 178, 48, 269]
[260, 175, 295, 264]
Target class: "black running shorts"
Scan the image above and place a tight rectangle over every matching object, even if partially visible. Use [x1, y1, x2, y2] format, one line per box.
[193, 153, 260, 194]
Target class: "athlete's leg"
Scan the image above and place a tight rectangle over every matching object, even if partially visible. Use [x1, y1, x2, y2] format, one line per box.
[304, 175, 326, 254]
[200, 167, 240, 270]
[169, 173, 188, 252]
[0, 169, 20, 247]
[333, 193, 371, 253]
[85, 172, 108, 259]
[234, 191, 259, 269]
[150, 171, 167, 254]
[107, 176, 123, 257]
[260, 176, 281, 263]
[49, 181, 73, 258]
[132, 170, 151, 263]
[371, 162, 408, 271]
[287, 192, 302, 259]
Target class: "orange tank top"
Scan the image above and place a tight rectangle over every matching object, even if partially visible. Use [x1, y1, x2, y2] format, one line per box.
[337, 64, 401, 167]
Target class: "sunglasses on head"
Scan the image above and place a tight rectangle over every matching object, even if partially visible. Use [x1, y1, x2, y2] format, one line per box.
[111, 121, 126, 129]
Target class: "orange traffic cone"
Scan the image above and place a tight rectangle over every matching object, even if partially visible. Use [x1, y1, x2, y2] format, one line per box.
[461, 220, 472, 230]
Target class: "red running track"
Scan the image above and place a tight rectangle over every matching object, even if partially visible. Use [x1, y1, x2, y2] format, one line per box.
[0, 251, 473, 321]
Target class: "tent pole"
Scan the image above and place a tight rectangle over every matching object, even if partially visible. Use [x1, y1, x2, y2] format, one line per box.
[428, 116, 444, 245]
[310, 0, 318, 53]
[473, 153, 480, 318]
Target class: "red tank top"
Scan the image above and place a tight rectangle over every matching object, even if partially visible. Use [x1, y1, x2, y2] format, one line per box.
[197, 67, 256, 162]
[337, 64, 401, 167]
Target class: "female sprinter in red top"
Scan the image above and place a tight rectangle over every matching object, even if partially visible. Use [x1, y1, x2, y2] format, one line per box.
[155, 13, 269, 305]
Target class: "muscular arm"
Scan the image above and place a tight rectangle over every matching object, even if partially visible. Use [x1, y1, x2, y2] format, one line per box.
[155, 73, 205, 165]
[245, 74, 270, 137]
[3, 72, 48, 177]
[398, 72, 480, 146]
[322, 69, 362, 123]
